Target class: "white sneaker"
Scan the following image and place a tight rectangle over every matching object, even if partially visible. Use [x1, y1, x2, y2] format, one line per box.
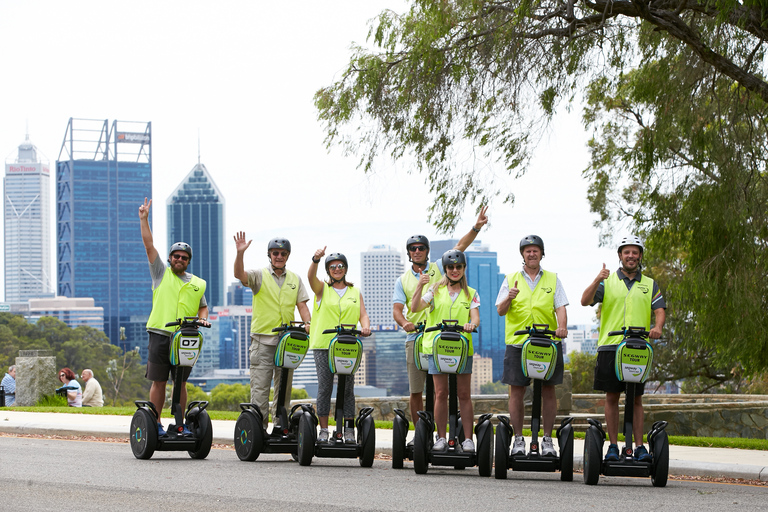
[318, 428, 330, 443]
[461, 438, 475, 452]
[432, 437, 447, 452]
[511, 435, 526, 456]
[344, 428, 356, 444]
[541, 436, 557, 457]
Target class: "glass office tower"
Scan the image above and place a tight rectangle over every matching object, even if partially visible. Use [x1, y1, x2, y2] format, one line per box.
[167, 163, 225, 308]
[4, 133, 52, 301]
[56, 118, 152, 350]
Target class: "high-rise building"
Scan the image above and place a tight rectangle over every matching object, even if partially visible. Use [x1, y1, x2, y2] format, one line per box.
[464, 243, 507, 381]
[167, 162, 225, 307]
[361, 244, 404, 329]
[471, 354, 494, 395]
[56, 118, 152, 350]
[226, 280, 253, 306]
[212, 305, 251, 369]
[4, 133, 52, 301]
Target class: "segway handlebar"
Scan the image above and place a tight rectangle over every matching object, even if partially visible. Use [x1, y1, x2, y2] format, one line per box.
[607, 326, 651, 339]
[272, 321, 307, 334]
[165, 316, 211, 329]
[322, 324, 362, 336]
[424, 319, 477, 333]
[514, 323, 557, 337]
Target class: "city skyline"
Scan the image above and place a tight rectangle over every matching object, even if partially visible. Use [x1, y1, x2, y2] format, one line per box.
[0, 2, 618, 326]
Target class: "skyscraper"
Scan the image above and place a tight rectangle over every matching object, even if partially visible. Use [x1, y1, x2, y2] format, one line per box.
[463, 244, 507, 381]
[167, 162, 225, 307]
[4, 133, 52, 301]
[361, 244, 404, 329]
[56, 118, 152, 349]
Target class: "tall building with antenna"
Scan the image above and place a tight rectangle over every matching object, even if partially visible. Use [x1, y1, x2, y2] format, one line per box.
[56, 118, 153, 350]
[4, 132, 52, 301]
[166, 155, 225, 307]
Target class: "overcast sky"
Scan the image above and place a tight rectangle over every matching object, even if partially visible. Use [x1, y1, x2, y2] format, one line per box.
[0, 1, 621, 325]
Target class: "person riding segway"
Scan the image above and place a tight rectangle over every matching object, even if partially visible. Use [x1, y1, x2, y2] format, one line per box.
[580, 235, 667, 485]
[409, 250, 494, 476]
[297, 248, 375, 467]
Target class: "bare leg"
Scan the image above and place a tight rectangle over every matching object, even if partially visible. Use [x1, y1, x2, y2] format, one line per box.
[542, 384, 557, 436]
[433, 374, 449, 438]
[605, 392, 621, 445]
[457, 374, 474, 444]
[409, 392, 424, 425]
[633, 394, 645, 448]
[508, 385, 526, 435]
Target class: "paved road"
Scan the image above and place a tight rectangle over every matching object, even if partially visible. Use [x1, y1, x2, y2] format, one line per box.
[0, 437, 765, 511]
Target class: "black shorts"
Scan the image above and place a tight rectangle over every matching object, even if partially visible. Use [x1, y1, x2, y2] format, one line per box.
[593, 350, 645, 395]
[501, 344, 564, 387]
[146, 331, 192, 383]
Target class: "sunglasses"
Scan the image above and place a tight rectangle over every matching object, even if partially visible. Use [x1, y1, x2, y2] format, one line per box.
[59, 373, 65, 377]
[270, 251, 288, 257]
[171, 254, 190, 261]
[445, 264, 464, 271]
[409, 245, 427, 252]
[328, 264, 346, 271]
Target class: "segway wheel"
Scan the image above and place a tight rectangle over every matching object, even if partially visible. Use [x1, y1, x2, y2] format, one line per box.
[391, 415, 407, 469]
[477, 425, 493, 477]
[651, 430, 669, 488]
[358, 415, 376, 468]
[234, 410, 263, 461]
[188, 410, 213, 459]
[130, 408, 158, 460]
[494, 422, 510, 480]
[583, 427, 601, 485]
[413, 420, 430, 474]
[297, 413, 315, 466]
[559, 427, 574, 482]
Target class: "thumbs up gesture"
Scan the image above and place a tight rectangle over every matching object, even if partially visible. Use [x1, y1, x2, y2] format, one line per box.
[597, 263, 610, 282]
[418, 269, 430, 287]
[508, 280, 520, 300]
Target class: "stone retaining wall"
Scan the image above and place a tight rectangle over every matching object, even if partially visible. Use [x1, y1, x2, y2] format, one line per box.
[571, 393, 768, 439]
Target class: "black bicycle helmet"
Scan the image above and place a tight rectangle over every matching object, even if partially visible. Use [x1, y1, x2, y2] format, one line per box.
[325, 253, 348, 273]
[406, 235, 430, 263]
[441, 249, 466, 268]
[169, 242, 192, 261]
[519, 235, 545, 256]
[267, 238, 291, 253]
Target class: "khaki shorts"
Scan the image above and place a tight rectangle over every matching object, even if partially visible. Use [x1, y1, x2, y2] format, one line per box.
[405, 339, 427, 394]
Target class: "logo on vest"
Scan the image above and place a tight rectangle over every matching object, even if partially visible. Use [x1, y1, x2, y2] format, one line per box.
[637, 284, 649, 294]
[542, 287, 553, 294]
[288, 283, 296, 289]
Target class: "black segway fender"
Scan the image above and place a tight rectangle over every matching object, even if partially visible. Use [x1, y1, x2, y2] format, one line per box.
[474, 413, 493, 443]
[392, 409, 409, 469]
[357, 411, 376, 467]
[556, 418, 574, 481]
[185, 400, 209, 424]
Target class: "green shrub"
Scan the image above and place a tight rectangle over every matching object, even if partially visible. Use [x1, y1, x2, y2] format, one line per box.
[36, 394, 68, 407]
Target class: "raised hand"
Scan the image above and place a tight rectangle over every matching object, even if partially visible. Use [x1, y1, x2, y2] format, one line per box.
[597, 263, 610, 282]
[138, 197, 151, 220]
[313, 246, 327, 262]
[475, 205, 489, 229]
[234, 231, 252, 253]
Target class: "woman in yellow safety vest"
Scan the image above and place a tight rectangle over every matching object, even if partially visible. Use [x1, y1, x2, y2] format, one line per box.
[411, 249, 480, 453]
[308, 246, 371, 444]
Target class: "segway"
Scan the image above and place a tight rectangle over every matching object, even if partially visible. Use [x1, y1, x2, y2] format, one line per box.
[392, 322, 435, 469]
[494, 324, 574, 480]
[411, 320, 494, 476]
[234, 321, 315, 461]
[295, 324, 376, 467]
[130, 317, 213, 460]
[583, 326, 669, 486]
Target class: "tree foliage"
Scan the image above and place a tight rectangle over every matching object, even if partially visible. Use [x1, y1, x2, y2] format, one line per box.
[317, 1, 768, 376]
[565, 351, 597, 394]
[316, 0, 767, 231]
[0, 313, 149, 405]
[479, 380, 508, 394]
[210, 383, 250, 411]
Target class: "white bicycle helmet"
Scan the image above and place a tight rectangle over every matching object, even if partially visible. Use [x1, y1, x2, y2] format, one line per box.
[617, 235, 644, 253]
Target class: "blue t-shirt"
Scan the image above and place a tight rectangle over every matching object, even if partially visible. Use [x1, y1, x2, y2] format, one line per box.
[64, 380, 83, 407]
[1, 373, 15, 406]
